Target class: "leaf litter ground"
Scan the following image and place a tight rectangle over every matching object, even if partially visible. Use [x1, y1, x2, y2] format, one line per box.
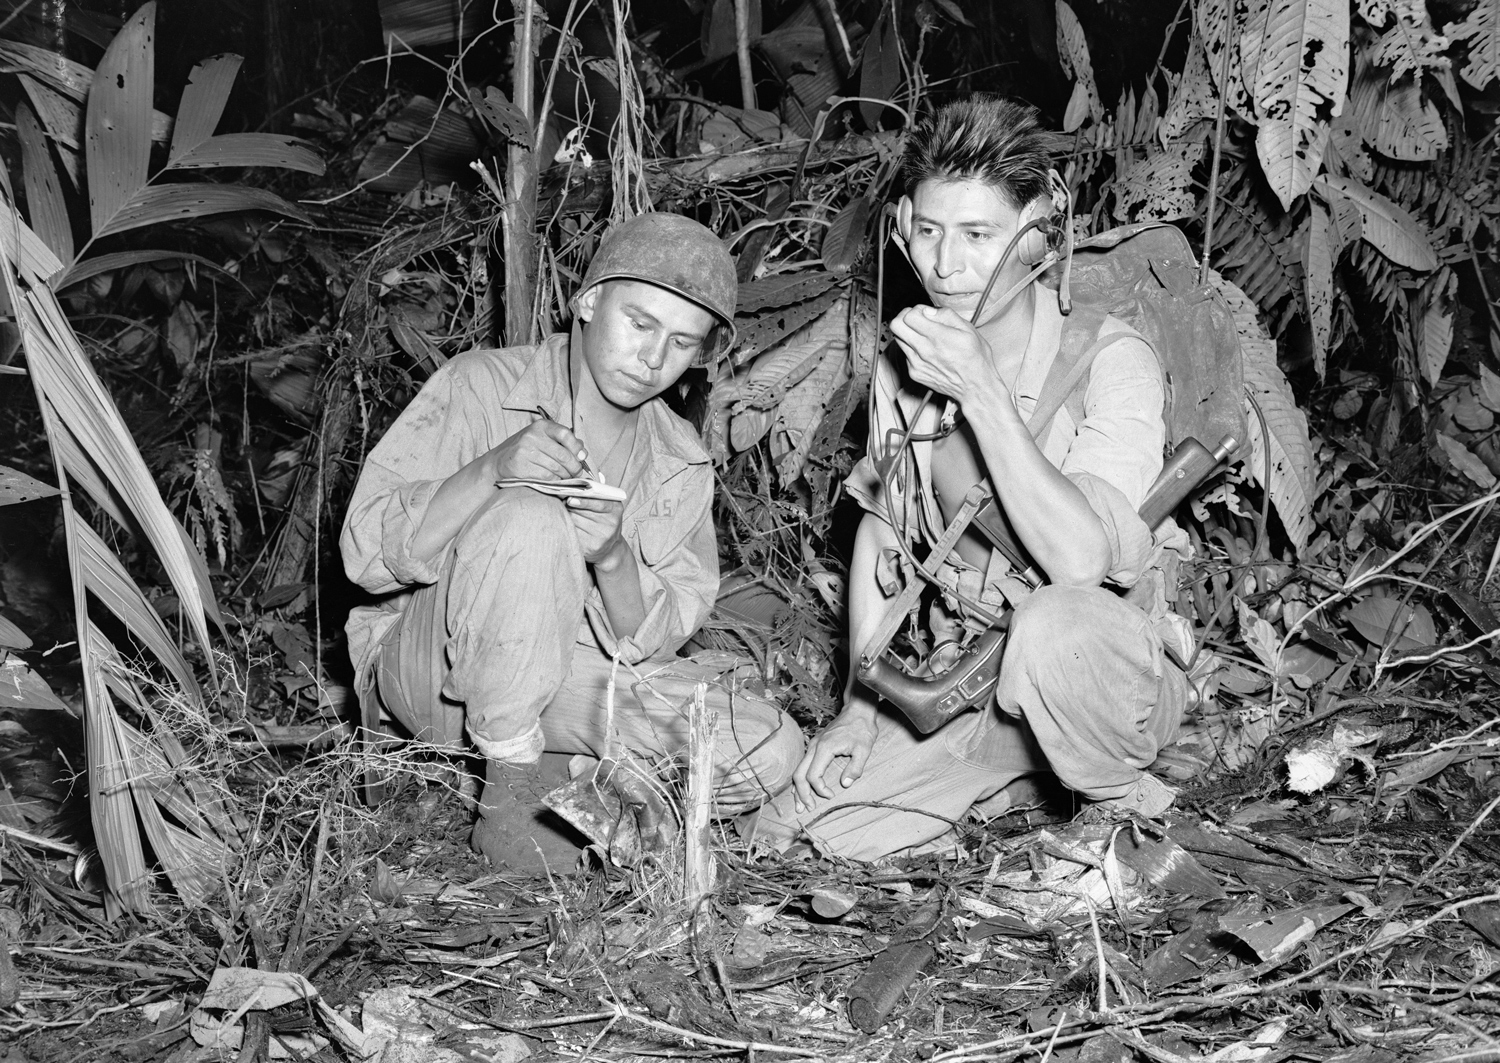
[6, 671, 1500, 1063]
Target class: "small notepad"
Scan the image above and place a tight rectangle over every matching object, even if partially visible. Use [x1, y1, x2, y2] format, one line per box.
[496, 476, 627, 503]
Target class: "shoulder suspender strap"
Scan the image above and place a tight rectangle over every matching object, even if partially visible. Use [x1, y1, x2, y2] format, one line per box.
[1025, 305, 1104, 440]
[1024, 307, 1137, 440]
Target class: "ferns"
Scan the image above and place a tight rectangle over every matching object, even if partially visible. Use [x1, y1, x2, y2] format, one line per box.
[1205, 161, 1307, 335]
[1373, 124, 1500, 245]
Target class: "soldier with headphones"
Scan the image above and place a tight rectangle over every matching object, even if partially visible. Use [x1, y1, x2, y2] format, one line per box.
[749, 96, 1193, 860]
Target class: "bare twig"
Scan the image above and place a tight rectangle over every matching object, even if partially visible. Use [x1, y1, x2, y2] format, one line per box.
[733, 0, 756, 111]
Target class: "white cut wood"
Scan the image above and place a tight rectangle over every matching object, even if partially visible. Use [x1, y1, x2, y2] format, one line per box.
[683, 683, 716, 905]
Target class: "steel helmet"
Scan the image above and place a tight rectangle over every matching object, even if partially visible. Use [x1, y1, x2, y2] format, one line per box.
[575, 212, 738, 362]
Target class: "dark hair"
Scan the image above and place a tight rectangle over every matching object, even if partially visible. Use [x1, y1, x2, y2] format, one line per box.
[902, 96, 1052, 209]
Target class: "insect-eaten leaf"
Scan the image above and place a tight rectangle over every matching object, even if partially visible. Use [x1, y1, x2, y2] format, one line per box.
[0, 464, 60, 506]
[470, 86, 532, 146]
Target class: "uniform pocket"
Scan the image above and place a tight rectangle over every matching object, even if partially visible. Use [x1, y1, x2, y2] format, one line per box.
[633, 517, 682, 566]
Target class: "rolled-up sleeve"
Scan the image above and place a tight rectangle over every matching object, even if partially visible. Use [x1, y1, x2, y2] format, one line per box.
[586, 463, 718, 664]
[1059, 334, 1166, 586]
[340, 360, 485, 595]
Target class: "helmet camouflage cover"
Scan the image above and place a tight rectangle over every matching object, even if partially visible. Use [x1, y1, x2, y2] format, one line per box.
[576, 212, 738, 363]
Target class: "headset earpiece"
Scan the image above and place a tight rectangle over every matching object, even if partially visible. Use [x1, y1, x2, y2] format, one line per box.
[890, 197, 914, 265]
[1017, 197, 1050, 266]
[894, 196, 914, 242]
[1017, 170, 1073, 267]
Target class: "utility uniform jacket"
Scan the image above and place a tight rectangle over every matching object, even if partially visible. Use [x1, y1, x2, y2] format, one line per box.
[846, 283, 1179, 616]
[340, 332, 719, 685]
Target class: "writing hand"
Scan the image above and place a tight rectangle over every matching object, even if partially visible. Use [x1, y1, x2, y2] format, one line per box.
[488, 420, 588, 482]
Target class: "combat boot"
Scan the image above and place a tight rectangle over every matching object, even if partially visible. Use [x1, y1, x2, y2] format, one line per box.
[470, 753, 586, 873]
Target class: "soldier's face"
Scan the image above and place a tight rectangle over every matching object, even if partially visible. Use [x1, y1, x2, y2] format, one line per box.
[576, 280, 714, 408]
[903, 178, 1030, 326]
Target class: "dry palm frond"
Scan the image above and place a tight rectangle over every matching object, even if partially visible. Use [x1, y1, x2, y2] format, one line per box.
[0, 193, 227, 914]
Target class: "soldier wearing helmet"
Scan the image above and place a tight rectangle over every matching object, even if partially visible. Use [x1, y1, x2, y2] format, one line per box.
[341, 212, 805, 871]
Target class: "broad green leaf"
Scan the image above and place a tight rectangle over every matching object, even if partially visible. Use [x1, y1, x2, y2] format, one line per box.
[858, 13, 901, 129]
[170, 54, 242, 161]
[0, 656, 69, 712]
[18, 75, 84, 187]
[166, 133, 325, 174]
[1210, 269, 1316, 549]
[821, 197, 872, 273]
[772, 335, 849, 487]
[1435, 432, 1497, 489]
[1369, 6, 1451, 80]
[1348, 44, 1445, 162]
[1374, 76, 1447, 161]
[470, 86, 532, 146]
[1443, 0, 1500, 90]
[1115, 139, 1205, 222]
[1301, 201, 1333, 377]
[1236, 598, 1283, 675]
[16, 104, 75, 264]
[18, 74, 82, 151]
[0, 463, 59, 505]
[1161, 34, 1216, 140]
[1, 40, 172, 144]
[52, 249, 229, 291]
[94, 183, 311, 240]
[1195, 0, 1256, 120]
[1056, 0, 1103, 131]
[1415, 268, 1455, 386]
[1345, 596, 1438, 651]
[1251, 0, 1349, 210]
[85, 3, 155, 236]
[1314, 174, 1437, 271]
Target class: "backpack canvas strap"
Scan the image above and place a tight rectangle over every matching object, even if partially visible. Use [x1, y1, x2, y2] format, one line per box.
[1024, 306, 1141, 441]
[1024, 305, 1104, 440]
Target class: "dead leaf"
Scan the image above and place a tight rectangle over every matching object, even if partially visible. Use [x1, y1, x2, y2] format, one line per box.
[809, 886, 857, 918]
[1219, 904, 1354, 964]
